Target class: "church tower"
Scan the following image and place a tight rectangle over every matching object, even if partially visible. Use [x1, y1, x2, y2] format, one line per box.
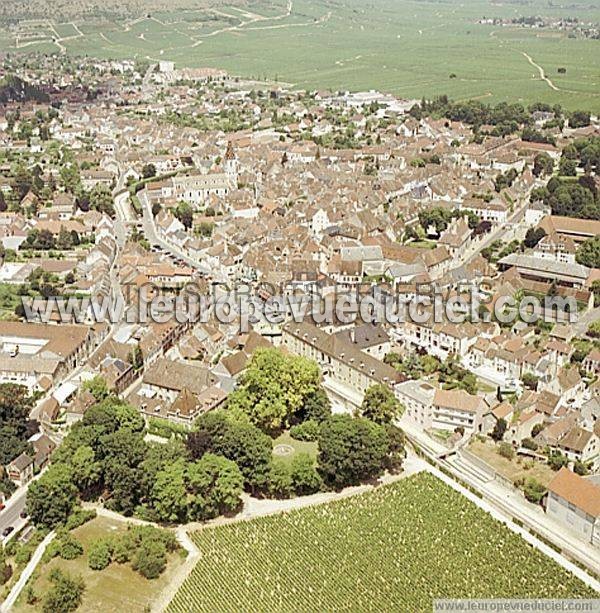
[224, 141, 238, 187]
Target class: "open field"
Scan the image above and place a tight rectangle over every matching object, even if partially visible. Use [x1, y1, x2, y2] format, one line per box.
[1, 0, 600, 111]
[469, 438, 557, 487]
[168, 472, 595, 612]
[15, 517, 185, 613]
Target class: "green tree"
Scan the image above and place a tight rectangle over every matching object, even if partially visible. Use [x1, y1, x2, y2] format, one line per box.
[548, 451, 568, 471]
[227, 348, 322, 432]
[174, 201, 193, 229]
[186, 453, 243, 520]
[576, 236, 600, 268]
[497, 442, 514, 460]
[70, 446, 102, 497]
[360, 384, 404, 425]
[151, 459, 188, 523]
[27, 464, 78, 529]
[318, 415, 389, 488]
[42, 569, 85, 613]
[268, 460, 294, 498]
[490, 418, 507, 442]
[523, 227, 546, 249]
[131, 539, 167, 579]
[142, 163, 156, 179]
[81, 376, 109, 402]
[191, 411, 272, 491]
[532, 153, 553, 177]
[523, 478, 546, 504]
[290, 452, 322, 495]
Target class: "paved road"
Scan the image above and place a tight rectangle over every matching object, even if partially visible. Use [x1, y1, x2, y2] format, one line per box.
[0, 489, 27, 545]
[138, 189, 212, 276]
[1, 531, 55, 612]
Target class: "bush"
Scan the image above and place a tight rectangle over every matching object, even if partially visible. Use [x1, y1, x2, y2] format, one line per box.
[112, 538, 131, 564]
[523, 478, 546, 504]
[59, 533, 83, 560]
[42, 569, 84, 613]
[131, 539, 167, 580]
[14, 546, 33, 565]
[290, 453, 322, 495]
[65, 509, 97, 531]
[521, 438, 538, 451]
[289, 419, 320, 442]
[88, 539, 113, 571]
[268, 460, 294, 498]
[498, 442, 515, 460]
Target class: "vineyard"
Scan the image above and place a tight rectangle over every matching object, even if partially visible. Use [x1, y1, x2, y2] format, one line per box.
[168, 472, 595, 612]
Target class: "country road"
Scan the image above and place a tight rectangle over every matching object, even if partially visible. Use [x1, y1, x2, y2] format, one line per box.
[522, 52, 559, 91]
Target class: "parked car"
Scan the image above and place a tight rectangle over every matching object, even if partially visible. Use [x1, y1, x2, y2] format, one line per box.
[0, 503, 5, 512]
[19, 511, 28, 519]
[2, 526, 14, 537]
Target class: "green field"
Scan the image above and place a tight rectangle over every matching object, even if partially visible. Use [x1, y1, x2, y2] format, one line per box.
[2, 0, 600, 111]
[168, 472, 595, 612]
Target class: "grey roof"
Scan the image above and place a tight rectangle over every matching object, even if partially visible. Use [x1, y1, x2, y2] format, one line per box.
[340, 246, 383, 261]
[498, 253, 590, 280]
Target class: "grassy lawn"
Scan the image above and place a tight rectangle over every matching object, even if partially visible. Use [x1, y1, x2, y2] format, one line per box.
[272, 431, 318, 466]
[168, 472, 594, 612]
[468, 438, 556, 487]
[15, 517, 184, 613]
[409, 239, 437, 250]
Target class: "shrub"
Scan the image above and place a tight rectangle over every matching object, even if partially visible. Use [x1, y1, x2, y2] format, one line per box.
[65, 509, 97, 531]
[289, 419, 320, 442]
[290, 453, 322, 495]
[59, 533, 83, 560]
[523, 478, 546, 504]
[112, 539, 132, 564]
[88, 539, 113, 571]
[132, 540, 167, 580]
[268, 460, 294, 498]
[498, 442, 515, 460]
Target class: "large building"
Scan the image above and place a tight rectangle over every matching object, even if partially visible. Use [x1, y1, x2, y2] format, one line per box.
[432, 388, 487, 433]
[0, 322, 95, 391]
[282, 321, 404, 409]
[546, 468, 600, 547]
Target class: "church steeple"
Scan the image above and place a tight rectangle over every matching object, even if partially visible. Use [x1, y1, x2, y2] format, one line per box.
[224, 141, 238, 186]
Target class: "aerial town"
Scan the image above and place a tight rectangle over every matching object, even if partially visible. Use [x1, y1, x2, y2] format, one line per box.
[0, 50, 599, 611]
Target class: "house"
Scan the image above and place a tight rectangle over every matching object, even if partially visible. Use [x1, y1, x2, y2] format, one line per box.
[497, 254, 590, 288]
[432, 388, 487, 433]
[557, 427, 599, 470]
[30, 432, 56, 471]
[583, 349, 600, 375]
[135, 358, 224, 426]
[0, 322, 95, 391]
[506, 410, 544, 446]
[6, 453, 34, 487]
[396, 379, 437, 430]
[533, 232, 576, 265]
[546, 468, 600, 547]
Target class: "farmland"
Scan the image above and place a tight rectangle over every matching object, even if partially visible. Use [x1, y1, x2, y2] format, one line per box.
[1, 0, 600, 111]
[168, 472, 595, 612]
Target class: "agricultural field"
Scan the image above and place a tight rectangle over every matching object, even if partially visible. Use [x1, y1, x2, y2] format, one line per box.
[168, 472, 595, 612]
[1, 0, 599, 111]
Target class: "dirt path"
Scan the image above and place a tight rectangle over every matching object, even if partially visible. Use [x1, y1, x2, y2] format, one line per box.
[521, 51, 559, 91]
[191, 0, 294, 47]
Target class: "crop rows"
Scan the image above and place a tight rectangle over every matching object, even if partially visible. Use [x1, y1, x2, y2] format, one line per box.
[168, 472, 596, 612]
